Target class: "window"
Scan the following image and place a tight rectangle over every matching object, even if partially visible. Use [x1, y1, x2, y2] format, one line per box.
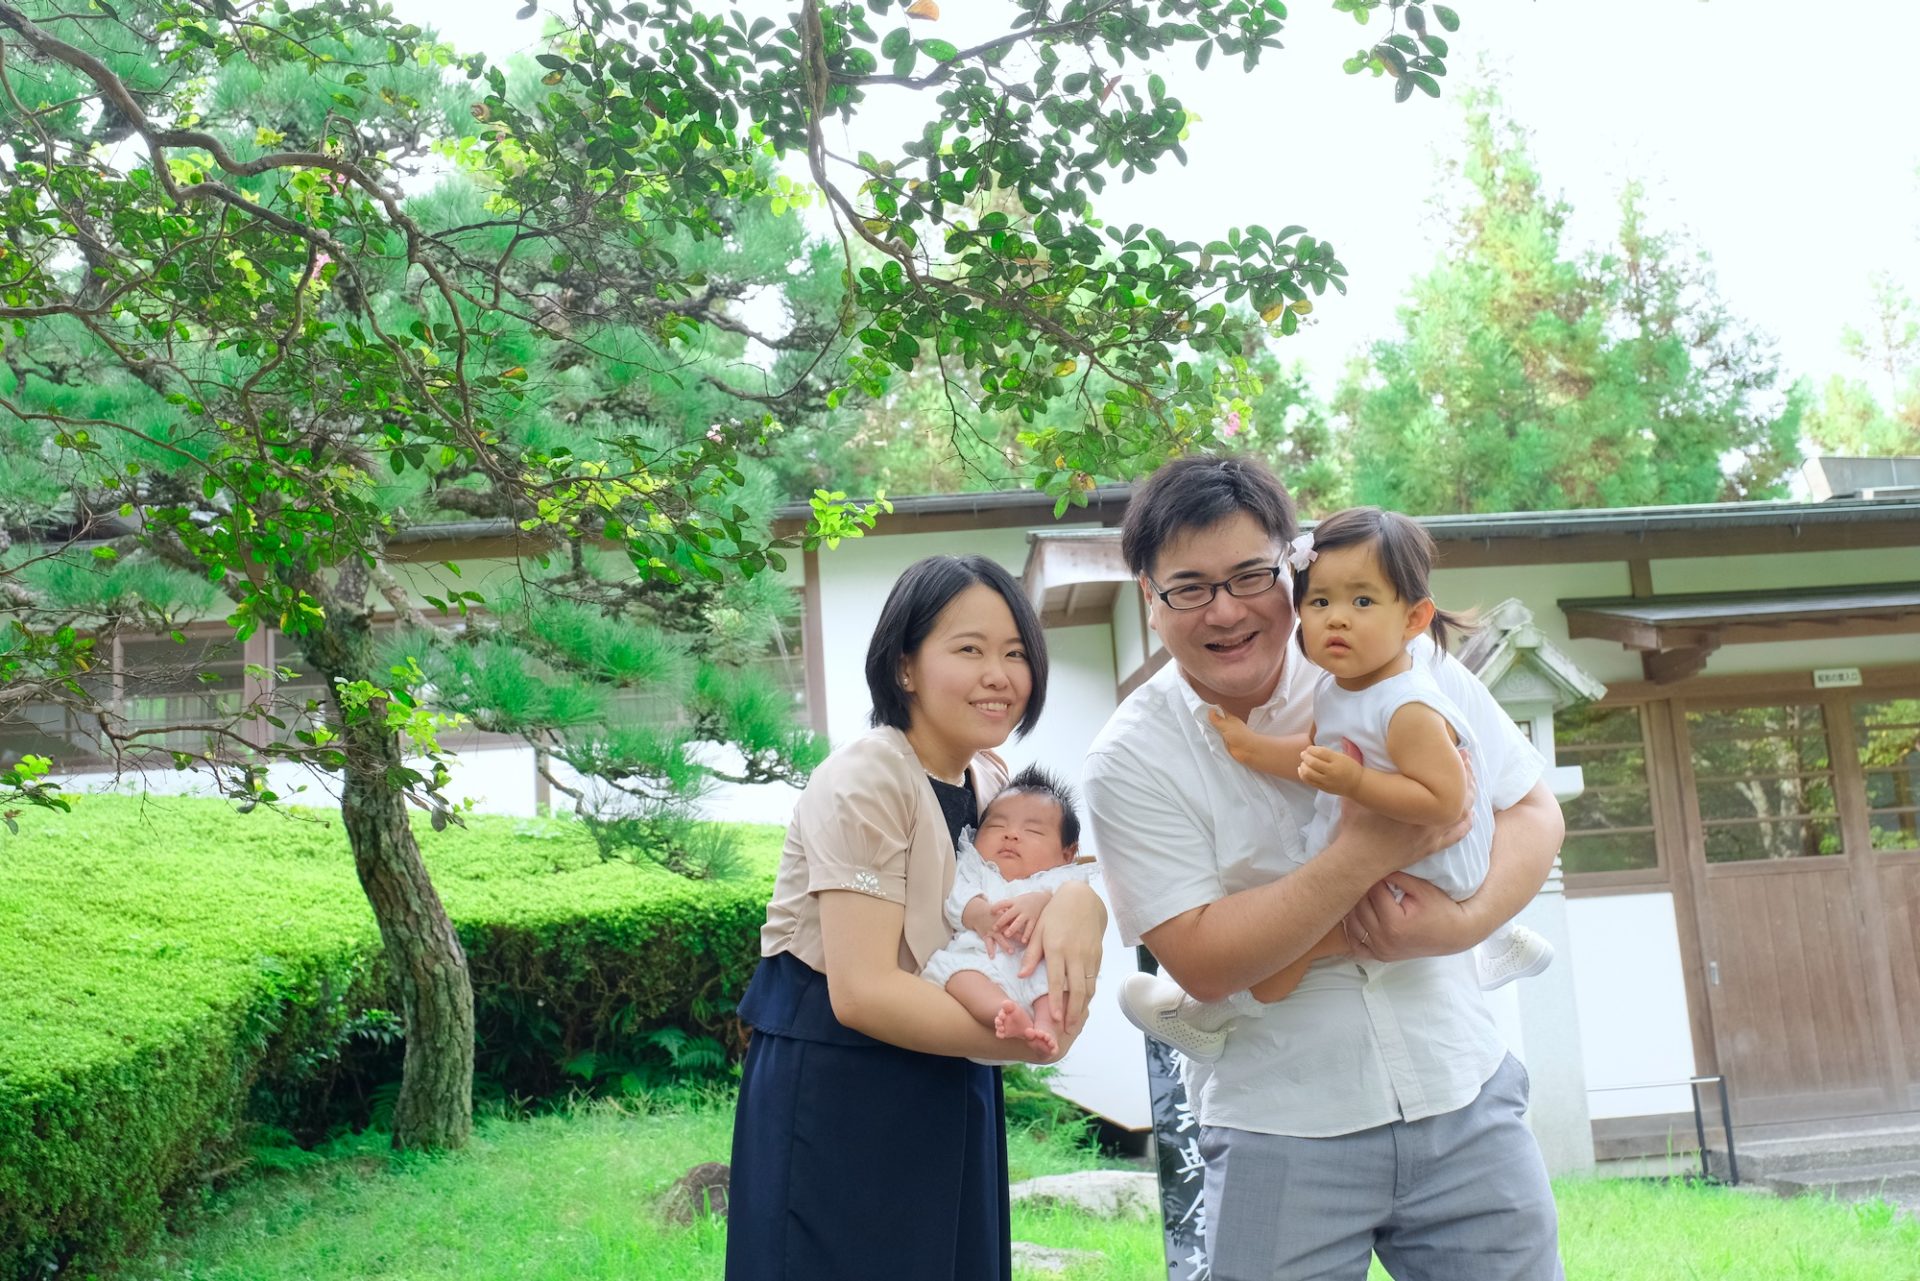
[0, 692, 110, 765]
[1686, 703, 1840, 862]
[117, 634, 248, 755]
[1557, 703, 1659, 875]
[1854, 697, 1920, 853]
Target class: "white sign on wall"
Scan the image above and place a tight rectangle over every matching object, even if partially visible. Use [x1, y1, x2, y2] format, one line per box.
[1813, 667, 1863, 689]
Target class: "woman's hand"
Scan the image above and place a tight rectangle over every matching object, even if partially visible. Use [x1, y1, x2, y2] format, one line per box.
[1342, 873, 1476, 961]
[1019, 879, 1106, 1035]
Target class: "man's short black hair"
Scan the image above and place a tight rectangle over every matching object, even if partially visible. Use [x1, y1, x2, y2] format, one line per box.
[984, 763, 1081, 849]
[865, 554, 1048, 738]
[1119, 454, 1299, 579]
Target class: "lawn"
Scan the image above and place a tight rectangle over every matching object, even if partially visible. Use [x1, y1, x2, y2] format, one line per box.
[122, 1095, 1920, 1281]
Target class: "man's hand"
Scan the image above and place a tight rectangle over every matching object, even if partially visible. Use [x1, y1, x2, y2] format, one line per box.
[1299, 743, 1364, 797]
[1343, 874, 1475, 961]
[991, 891, 1052, 946]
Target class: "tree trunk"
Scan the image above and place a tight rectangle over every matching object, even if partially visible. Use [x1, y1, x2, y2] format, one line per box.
[306, 613, 474, 1151]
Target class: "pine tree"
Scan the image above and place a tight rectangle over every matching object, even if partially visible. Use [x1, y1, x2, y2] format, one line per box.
[0, 0, 1479, 1147]
[1337, 87, 1803, 515]
[1805, 272, 1920, 456]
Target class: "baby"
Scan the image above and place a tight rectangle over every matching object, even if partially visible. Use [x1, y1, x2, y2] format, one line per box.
[921, 764, 1096, 1058]
[1122, 506, 1553, 1062]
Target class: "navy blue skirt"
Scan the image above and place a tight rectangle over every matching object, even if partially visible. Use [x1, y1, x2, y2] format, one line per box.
[726, 952, 1012, 1281]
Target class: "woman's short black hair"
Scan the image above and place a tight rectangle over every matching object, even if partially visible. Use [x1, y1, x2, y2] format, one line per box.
[1120, 453, 1298, 578]
[865, 554, 1048, 738]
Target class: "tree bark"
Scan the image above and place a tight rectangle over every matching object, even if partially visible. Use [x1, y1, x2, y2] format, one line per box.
[304, 609, 474, 1151]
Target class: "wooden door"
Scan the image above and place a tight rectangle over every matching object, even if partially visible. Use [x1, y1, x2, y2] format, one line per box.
[1675, 698, 1906, 1123]
[1849, 694, 1920, 1111]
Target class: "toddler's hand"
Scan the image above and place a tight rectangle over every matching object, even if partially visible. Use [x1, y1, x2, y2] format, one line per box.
[1299, 743, 1364, 796]
[1207, 706, 1261, 765]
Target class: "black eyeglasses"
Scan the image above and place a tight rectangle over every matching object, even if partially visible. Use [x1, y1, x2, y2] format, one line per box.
[1148, 565, 1286, 611]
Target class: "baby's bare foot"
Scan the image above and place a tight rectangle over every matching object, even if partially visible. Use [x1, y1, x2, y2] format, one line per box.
[1023, 1024, 1058, 1056]
[993, 1000, 1034, 1041]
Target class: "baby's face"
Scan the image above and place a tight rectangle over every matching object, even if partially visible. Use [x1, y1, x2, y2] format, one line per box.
[976, 791, 1072, 880]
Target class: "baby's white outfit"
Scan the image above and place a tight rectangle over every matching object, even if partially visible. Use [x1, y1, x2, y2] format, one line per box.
[920, 830, 1096, 1012]
[1300, 657, 1494, 902]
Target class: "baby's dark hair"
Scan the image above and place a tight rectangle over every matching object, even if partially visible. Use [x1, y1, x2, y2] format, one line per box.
[1292, 506, 1469, 651]
[985, 764, 1081, 849]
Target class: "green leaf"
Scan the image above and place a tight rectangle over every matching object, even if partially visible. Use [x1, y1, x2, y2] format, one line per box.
[1434, 5, 1460, 32]
[882, 27, 909, 58]
[921, 38, 958, 62]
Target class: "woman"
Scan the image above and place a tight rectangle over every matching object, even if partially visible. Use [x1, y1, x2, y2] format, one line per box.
[726, 554, 1107, 1281]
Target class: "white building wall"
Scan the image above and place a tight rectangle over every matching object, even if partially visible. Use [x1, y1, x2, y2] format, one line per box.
[1432, 562, 1645, 684]
[812, 527, 1093, 748]
[1566, 892, 1698, 1119]
[1652, 546, 1920, 595]
[1110, 587, 1146, 683]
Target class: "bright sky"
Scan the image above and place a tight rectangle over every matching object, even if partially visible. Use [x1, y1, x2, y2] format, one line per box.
[398, 0, 1920, 399]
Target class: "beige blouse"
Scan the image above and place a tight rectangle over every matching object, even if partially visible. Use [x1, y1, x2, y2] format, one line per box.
[760, 725, 1010, 976]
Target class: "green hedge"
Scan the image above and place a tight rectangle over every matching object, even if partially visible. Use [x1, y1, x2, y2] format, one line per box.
[0, 795, 781, 1278]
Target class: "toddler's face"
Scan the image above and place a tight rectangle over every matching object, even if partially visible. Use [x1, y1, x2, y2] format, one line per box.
[976, 791, 1072, 880]
[1297, 542, 1424, 685]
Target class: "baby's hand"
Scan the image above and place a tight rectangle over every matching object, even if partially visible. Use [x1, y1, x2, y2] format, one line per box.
[991, 892, 1051, 946]
[1207, 706, 1262, 765]
[1299, 743, 1364, 797]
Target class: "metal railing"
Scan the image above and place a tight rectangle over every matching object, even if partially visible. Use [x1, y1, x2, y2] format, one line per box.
[1590, 1075, 1739, 1185]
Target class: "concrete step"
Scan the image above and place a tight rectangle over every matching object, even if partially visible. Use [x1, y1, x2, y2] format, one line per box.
[1764, 1158, 1920, 1204]
[1710, 1127, 1920, 1180]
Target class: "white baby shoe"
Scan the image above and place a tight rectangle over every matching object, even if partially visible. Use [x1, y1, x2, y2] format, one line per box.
[1476, 925, 1555, 991]
[1118, 972, 1227, 1063]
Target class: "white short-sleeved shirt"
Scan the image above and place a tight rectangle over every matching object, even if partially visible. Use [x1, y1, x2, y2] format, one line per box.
[1299, 661, 1493, 902]
[1084, 634, 1543, 1138]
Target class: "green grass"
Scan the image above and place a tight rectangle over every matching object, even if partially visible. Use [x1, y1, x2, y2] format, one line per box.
[122, 1097, 1920, 1281]
[123, 1096, 1139, 1281]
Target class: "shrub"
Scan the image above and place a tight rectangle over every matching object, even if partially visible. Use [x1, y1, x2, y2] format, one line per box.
[0, 795, 780, 1278]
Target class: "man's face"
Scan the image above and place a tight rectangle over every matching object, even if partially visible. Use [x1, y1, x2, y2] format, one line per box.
[1143, 512, 1293, 718]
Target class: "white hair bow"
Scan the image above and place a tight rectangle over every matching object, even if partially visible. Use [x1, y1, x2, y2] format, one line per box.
[1286, 532, 1318, 573]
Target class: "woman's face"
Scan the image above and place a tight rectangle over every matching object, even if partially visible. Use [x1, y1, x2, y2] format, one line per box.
[900, 583, 1033, 763]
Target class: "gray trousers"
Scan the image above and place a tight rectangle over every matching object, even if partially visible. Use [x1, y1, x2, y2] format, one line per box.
[1199, 1055, 1563, 1281]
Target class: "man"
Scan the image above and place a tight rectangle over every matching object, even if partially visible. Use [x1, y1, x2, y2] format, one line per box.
[1084, 455, 1566, 1281]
